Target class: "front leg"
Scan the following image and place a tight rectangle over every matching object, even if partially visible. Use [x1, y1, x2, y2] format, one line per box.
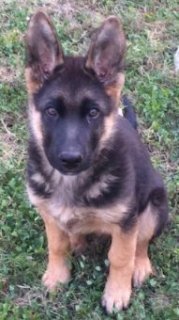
[102, 224, 138, 314]
[38, 208, 71, 291]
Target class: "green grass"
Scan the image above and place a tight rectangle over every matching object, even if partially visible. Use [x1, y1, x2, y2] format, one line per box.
[0, 0, 179, 319]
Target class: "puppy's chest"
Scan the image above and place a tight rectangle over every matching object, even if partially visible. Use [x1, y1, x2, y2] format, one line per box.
[47, 178, 94, 232]
[46, 174, 126, 234]
[49, 203, 87, 234]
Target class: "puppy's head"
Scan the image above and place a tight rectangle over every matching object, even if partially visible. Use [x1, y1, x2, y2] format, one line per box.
[25, 11, 126, 175]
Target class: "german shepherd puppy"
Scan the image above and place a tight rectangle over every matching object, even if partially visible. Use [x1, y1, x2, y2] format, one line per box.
[25, 12, 168, 313]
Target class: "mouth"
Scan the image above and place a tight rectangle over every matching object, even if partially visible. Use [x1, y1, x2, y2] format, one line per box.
[60, 168, 82, 175]
[57, 162, 90, 176]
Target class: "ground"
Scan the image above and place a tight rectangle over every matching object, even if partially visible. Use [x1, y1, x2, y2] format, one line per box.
[0, 0, 179, 319]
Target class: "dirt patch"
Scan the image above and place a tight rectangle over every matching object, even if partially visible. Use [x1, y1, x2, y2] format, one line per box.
[146, 21, 167, 46]
[0, 129, 17, 162]
[0, 115, 20, 162]
[0, 66, 17, 83]
[0, 134, 17, 162]
[150, 293, 171, 311]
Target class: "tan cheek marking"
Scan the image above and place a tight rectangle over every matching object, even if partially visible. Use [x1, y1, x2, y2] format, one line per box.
[31, 173, 45, 184]
[99, 113, 116, 148]
[29, 103, 43, 145]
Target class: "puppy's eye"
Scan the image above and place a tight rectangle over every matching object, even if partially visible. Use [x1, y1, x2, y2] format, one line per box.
[46, 107, 58, 117]
[88, 108, 100, 119]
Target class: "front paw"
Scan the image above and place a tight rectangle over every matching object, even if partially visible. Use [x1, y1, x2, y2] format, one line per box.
[102, 281, 131, 314]
[133, 256, 154, 288]
[42, 264, 71, 291]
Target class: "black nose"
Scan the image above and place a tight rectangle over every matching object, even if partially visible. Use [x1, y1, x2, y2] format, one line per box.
[59, 151, 83, 169]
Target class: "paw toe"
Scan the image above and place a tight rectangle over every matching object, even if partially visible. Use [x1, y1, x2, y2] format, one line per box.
[42, 265, 70, 291]
[133, 257, 153, 288]
[101, 287, 131, 314]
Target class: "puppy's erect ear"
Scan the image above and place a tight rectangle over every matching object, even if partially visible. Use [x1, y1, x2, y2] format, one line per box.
[25, 11, 64, 94]
[86, 16, 126, 105]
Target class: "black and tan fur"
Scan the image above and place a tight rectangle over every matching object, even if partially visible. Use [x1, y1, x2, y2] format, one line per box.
[25, 12, 168, 314]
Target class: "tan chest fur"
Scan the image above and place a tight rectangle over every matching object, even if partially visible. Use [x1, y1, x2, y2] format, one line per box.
[27, 172, 128, 236]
